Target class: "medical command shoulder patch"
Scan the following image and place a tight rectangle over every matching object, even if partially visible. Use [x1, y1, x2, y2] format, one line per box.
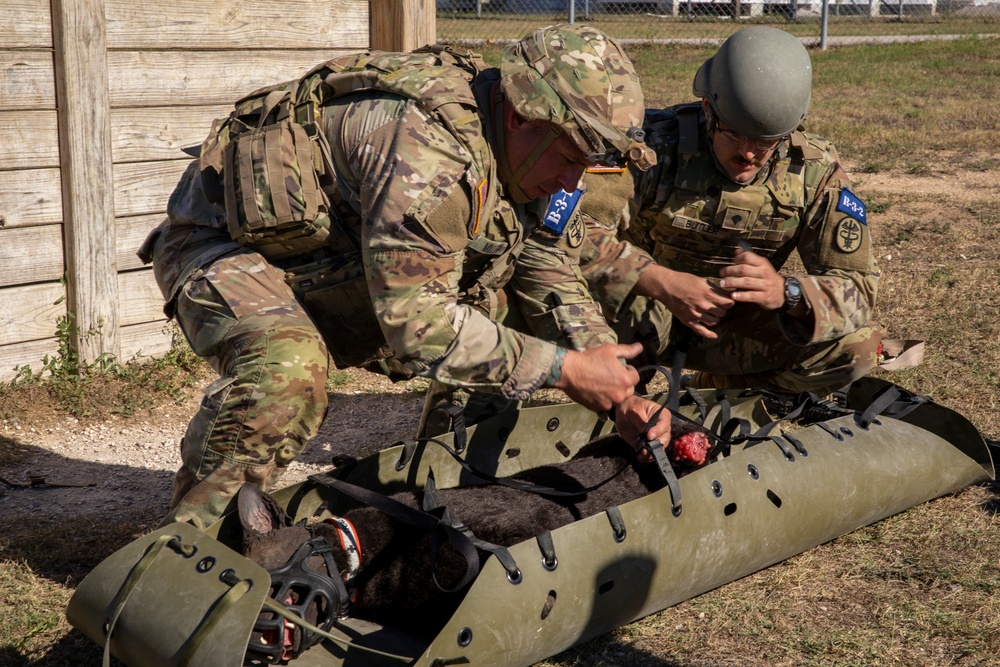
[835, 218, 865, 253]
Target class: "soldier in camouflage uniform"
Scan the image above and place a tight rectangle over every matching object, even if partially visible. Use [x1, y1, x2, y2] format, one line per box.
[139, 24, 667, 529]
[578, 27, 883, 395]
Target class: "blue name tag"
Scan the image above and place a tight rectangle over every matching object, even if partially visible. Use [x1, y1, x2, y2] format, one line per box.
[542, 188, 584, 234]
[836, 188, 868, 225]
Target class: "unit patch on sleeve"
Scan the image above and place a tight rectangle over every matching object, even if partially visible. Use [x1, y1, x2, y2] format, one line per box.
[836, 187, 867, 225]
[835, 218, 865, 253]
[542, 188, 584, 235]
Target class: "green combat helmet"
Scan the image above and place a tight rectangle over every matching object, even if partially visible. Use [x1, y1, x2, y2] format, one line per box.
[693, 26, 812, 139]
[500, 24, 656, 174]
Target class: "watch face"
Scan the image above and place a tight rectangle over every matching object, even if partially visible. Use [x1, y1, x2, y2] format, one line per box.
[780, 278, 803, 312]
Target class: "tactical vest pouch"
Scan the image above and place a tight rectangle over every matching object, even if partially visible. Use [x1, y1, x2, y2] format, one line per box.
[201, 82, 338, 262]
[283, 257, 393, 370]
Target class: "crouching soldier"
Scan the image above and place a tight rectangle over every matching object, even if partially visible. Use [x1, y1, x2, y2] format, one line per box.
[140, 24, 665, 529]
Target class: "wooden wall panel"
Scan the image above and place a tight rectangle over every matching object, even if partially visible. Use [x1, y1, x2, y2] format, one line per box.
[104, 0, 369, 50]
[3, 0, 52, 49]
[117, 214, 164, 272]
[0, 225, 64, 287]
[111, 106, 230, 163]
[0, 338, 60, 379]
[107, 51, 356, 108]
[113, 160, 190, 218]
[0, 282, 65, 346]
[2, 110, 60, 169]
[0, 168, 62, 227]
[118, 270, 166, 327]
[119, 320, 174, 363]
[0, 52, 56, 111]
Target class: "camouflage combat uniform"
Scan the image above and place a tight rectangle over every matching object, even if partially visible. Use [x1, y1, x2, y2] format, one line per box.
[579, 103, 883, 394]
[141, 36, 637, 529]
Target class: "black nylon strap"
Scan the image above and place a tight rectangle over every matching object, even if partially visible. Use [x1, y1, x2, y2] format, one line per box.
[649, 439, 683, 516]
[857, 384, 931, 428]
[403, 437, 634, 500]
[605, 506, 627, 542]
[536, 531, 557, 570]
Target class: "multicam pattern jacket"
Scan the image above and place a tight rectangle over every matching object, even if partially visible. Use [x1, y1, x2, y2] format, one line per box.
[581, 103, 880, 345]
[152, 47, 613, 400]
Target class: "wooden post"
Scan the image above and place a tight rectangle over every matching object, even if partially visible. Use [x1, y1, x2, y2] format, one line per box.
[50, 0, 120, 364]
[370, 0, 436, 52]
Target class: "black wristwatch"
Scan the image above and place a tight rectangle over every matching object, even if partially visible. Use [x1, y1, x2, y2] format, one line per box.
[777, 277, 803, 313]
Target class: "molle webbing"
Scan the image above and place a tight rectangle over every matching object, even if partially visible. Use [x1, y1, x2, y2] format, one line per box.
[676, 105, 702, 155]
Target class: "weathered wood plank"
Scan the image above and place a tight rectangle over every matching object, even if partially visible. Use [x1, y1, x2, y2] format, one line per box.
[0, 338, 61, 380]
[0, 282, 65, 347]
[0, 51, 55, 111]
[107, 51, 356, 108]
[0, 225, 65, 288]
[118, 269, 167, 327]
[1, 0, 52, 49]
[0, 321, 177, 379]
[111, 106, 230, 163]
[105, 0, 368, 50]
[371, 0, 437, 52]
[2, 110, 60, 170]
[52, 0, 120, 361]
[119, 320, 176, 363]
[113, 160, 189, 218]
[117, 214, 165, 272]
[10, 106, 221, 167]
[0, 168, 63, 227]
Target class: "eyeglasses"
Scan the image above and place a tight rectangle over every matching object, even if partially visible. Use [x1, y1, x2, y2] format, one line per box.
[712, 126, 785, 153]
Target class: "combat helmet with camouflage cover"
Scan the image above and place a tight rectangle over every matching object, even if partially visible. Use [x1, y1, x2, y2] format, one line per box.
[693, 26, 812, 140]
[499, 24, 655, 174]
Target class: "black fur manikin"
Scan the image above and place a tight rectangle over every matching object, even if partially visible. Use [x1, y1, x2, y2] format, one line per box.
[239, 423, 709, 637]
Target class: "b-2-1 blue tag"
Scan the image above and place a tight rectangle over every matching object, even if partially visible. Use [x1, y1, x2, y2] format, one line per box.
[836, 188, 867, 225]
[542, 188, 584, 234]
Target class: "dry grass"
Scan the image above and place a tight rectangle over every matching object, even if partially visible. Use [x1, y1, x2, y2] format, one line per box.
[1, 37, 999, 667]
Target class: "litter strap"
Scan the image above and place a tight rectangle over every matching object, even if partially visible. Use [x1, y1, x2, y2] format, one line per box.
[260, 598, 414, 664]
[399, 436, 635, 500]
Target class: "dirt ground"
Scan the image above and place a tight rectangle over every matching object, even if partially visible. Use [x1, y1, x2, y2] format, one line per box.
[0, 367, 431, 523]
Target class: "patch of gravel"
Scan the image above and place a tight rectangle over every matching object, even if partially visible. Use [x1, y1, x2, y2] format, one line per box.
[0, 368, 429, 523]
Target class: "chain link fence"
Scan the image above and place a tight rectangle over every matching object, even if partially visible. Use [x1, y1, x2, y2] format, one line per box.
[436, 0, 1000, 46]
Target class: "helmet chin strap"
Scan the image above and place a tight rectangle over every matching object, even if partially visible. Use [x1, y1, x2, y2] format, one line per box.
[492, 91, 562, 204]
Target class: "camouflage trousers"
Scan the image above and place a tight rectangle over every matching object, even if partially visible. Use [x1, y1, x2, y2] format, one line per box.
[154, 241, 330, 529]
[615, 295, 884, 396]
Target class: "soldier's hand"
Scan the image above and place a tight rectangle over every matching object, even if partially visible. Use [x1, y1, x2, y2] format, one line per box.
[636, 264, 734, 339]
[556, 343, 642, 412]
[718, 246, 785, 310]
[612, 394, 670, 461]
